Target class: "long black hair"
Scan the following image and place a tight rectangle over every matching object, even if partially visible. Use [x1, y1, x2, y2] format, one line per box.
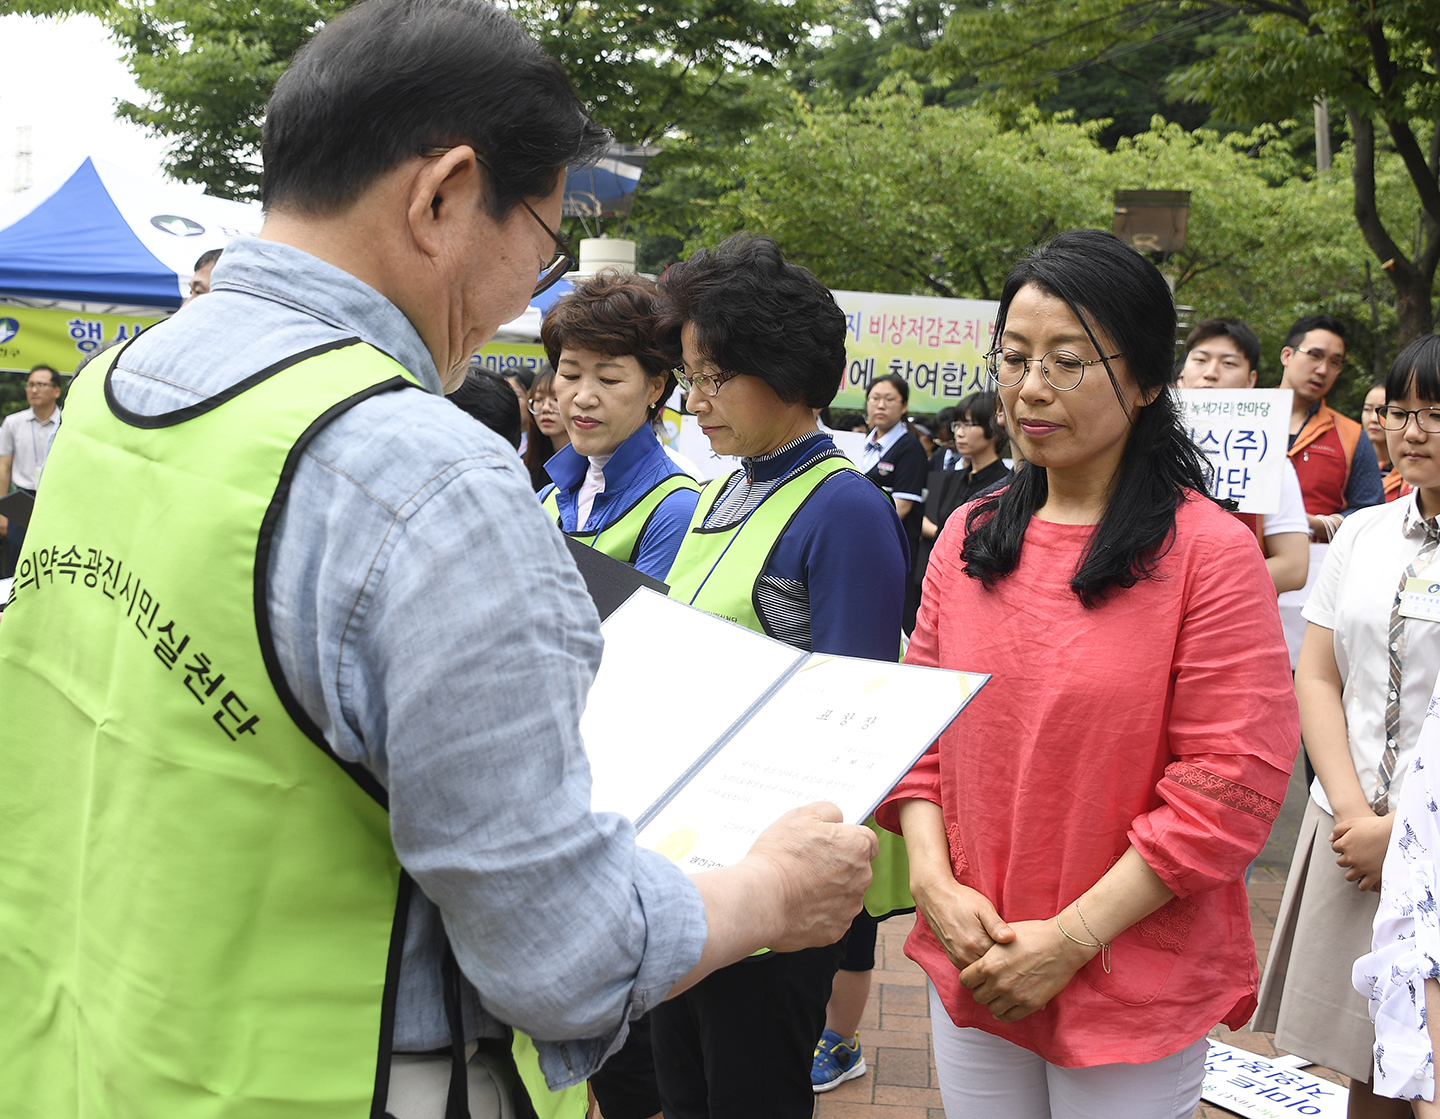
[961, 229, 1212, 607]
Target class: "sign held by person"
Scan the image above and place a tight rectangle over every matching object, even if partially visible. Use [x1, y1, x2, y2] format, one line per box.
[1177, 388, 1293, 515]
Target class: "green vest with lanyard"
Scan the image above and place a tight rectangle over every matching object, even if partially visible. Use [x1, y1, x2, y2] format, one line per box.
[541, 472, 698, 567]
[666, 451, 913, 919]
[0, 338, 585, 1118]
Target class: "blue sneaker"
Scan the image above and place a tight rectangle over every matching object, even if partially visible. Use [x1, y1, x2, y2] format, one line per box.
[811, 1029, 866, 1093]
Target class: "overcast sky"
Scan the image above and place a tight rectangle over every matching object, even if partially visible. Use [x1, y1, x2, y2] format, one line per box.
[0, 13, 170, 196]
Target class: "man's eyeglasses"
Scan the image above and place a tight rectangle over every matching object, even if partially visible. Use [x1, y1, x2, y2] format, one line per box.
[527, 396, 559, 415]
[420, 146, 576, 298]
[675, 367, 742, 397]
[984, 348, 1124, 391]
[1293, 346, 1346, 374]
[1377, 405, 1440, 433]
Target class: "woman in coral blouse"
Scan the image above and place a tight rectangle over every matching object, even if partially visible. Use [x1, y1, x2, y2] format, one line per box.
[877, 229, 1301, 1118]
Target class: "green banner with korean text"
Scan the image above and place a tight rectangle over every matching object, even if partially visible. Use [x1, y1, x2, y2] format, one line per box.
[831, 290, 999, 414]
[472, 340, 547, 375]
[0, 305, 167, 374]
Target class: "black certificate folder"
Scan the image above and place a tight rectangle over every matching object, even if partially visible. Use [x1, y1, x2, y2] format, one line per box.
[563, 534, 669, 622]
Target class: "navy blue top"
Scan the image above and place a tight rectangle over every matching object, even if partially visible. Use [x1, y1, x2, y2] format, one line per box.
[707, 432, 909, 661]
[541, 423, 699, 581]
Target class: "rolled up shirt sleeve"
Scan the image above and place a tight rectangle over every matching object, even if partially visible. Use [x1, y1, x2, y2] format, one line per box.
[1128, 523, 1300, 896]
[273, 416, 708, 1088]
[372, 465, 704, 1052]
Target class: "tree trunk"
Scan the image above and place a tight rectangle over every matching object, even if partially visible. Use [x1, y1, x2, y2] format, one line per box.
[1348, 108, 1436, 348]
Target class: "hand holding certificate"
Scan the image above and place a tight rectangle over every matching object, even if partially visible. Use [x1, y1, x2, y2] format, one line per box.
[580, 588, 988, 873]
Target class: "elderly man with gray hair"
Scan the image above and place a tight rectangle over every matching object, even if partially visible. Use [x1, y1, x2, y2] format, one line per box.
[0, 4, 876, 1117]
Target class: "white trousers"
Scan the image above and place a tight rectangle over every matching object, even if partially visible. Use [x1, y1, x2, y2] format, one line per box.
[927, 983, 1208, 1119]
[386, 1046, 514, 1119]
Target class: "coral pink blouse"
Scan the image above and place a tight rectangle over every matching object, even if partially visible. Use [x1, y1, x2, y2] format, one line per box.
[877, 492, 1300, 1067]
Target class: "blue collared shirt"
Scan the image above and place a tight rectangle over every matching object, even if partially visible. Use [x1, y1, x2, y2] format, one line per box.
[107, 237, 706, 1087]
[541, 423, 698, 580]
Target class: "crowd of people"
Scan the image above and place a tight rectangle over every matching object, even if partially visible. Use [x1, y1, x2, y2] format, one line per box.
[4, 1, 1440, 1118]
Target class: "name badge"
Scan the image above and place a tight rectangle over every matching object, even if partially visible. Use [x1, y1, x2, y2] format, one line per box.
[1399, 576, 1440, 622]
[877, 462, 894, 476]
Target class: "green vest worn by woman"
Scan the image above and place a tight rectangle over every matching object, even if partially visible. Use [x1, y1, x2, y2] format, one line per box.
[666, 452, 913, 919]
[0, 339, 444, 1118]
[541, 473, 698, 566]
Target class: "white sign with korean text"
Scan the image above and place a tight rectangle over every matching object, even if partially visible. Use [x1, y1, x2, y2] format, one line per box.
[1202, 1041, 1347, 1118]
[673, 415, 741, 482]
[1178, 388, 1293, 515]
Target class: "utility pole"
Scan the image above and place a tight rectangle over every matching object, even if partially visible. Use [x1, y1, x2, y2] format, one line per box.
[1314, 96, 1331, 173]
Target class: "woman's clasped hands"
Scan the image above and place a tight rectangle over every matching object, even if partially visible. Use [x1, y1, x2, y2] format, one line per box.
[915, 878, 1098, 1024]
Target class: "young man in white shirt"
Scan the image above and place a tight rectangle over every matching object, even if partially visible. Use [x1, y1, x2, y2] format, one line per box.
[0, 363, 62, 576]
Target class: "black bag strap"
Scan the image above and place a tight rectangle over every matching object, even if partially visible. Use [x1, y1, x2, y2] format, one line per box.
[441, 944, 472, 1119]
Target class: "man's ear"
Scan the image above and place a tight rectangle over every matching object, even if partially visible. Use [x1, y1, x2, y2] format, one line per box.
[406, 146, 482, 259]
[1246, 369, 1258, 388]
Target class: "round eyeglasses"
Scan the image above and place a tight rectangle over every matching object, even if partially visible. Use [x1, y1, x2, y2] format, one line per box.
[1377, 405, 1440, 433]
[984, 348, 1124, 391]
[527, 396, 559, 415]
[675, 367, 742, 397]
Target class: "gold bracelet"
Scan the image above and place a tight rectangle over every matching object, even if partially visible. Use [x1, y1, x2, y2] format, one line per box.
[1056, 913, 1100, 950]
[1073, 902, 1112, 974]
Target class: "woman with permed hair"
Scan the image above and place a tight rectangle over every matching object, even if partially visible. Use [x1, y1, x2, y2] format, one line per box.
[538, 272, 699, 580]
[649, 233, 910, 1117]
[878, 229, 1300, 1117]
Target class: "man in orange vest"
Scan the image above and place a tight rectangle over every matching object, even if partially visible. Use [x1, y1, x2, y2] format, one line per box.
[1280, 313, 1384, 540]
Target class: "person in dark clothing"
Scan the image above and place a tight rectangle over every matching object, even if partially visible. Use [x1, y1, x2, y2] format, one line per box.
[523, 364, 570, 491]
[926, 406, 960, 472]
[914, 391, 1012, 593]
[862, 374, 927, 630]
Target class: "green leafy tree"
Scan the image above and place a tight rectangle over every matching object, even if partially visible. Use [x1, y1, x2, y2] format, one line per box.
[900, 0, 1440, 346]
[693, 91, 1390, 410]
[17, 0, 830, 208]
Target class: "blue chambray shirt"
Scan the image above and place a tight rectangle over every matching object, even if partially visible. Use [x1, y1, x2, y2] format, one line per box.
[107, 237, 707, 1088]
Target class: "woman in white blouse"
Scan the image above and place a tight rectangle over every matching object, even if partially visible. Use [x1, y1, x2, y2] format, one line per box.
[1351, 335, 1440, 1113]
[1257, 334, 1440, 1119]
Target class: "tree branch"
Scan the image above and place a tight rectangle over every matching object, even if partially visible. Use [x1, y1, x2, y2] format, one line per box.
[1360, 6, 1440, 227]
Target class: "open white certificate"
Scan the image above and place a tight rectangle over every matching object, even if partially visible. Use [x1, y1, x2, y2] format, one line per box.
[580, 588, 988, 871]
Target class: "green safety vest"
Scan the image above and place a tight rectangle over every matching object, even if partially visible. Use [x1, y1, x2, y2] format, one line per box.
[666, 453, 914, 919]
[541, 472, 698, 567]
[0, 338, 586, 1118]
[0, 339, 417, 1117]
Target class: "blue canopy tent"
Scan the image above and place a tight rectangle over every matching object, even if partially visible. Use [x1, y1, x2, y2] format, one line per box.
[0, 157, 261, 312]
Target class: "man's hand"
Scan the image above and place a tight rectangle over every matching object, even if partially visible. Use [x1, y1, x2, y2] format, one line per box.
[746, 802, 877, 952]
[959, 918, 1094, 1023]
[913, 877, 1012, 970]
[1331, 813, 1393, 892]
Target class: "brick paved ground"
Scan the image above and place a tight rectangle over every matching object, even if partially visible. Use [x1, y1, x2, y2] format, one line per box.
[814, 750, 1352, 1119]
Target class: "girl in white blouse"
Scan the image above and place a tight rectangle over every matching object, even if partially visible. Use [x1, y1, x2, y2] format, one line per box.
[1352, 334, 1440, 1113]
[1258, 334, 1440, 1119]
